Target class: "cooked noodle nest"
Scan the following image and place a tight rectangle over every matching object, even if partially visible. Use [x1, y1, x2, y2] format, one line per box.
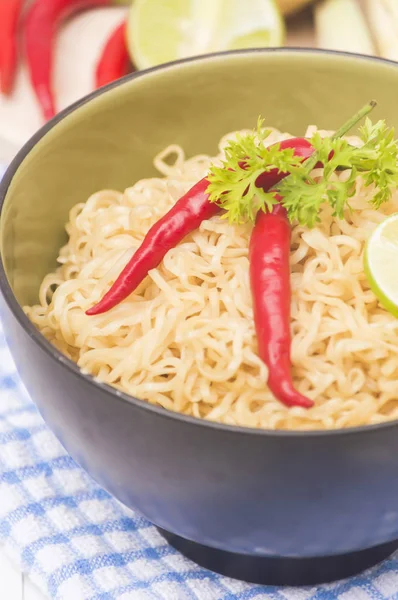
[25, 127, 398, 431]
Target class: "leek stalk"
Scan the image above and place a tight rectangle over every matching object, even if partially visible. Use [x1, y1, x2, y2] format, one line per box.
[315, 0, 375, 55]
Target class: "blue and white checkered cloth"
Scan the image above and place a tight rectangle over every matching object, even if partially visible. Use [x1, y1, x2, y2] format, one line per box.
[1, 169, 398, 599]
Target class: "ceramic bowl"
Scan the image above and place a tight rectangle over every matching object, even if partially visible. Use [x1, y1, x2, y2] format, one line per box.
[2, 49, 398, 586]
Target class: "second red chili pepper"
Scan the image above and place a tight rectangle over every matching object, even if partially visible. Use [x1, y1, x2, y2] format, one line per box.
[249, 200, 314, 409]
[24, 0, 113, 120]
[0, 0, 23, 95]
[95, 20, 131, 89]
[87, 137, 315, 315]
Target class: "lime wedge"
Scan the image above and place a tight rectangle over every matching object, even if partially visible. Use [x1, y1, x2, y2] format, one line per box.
[364, 213, 398, 317]
[127, 0, 285, 70]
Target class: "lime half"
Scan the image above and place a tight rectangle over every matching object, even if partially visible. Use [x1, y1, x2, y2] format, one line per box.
[365, 213, 398, 317]
[127, 0, 285, 70]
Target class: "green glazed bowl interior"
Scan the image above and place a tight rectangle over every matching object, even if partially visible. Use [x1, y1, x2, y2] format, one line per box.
[3, 49, 398, 309]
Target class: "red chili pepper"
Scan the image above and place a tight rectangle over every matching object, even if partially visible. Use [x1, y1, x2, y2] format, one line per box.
[249, 200, 313, 409]
[95, 20, 130, 89]
[24, 0, 112, 120]
[86, 137, 315, 315]
[0, 0, 23, 95]
[86, 178, 217, 315]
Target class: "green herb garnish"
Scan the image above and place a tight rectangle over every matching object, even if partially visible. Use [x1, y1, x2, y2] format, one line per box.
[207, 100, 398, 228]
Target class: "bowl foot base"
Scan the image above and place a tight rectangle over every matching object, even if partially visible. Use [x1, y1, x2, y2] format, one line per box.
[157, 528, 398, 586]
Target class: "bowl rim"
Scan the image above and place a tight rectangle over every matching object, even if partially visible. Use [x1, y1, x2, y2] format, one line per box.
[2, 46, 398, 439]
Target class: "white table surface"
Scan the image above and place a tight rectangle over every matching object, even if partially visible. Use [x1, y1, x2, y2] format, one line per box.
[0, 7, 128, 149]
[0, 547, 45, 600]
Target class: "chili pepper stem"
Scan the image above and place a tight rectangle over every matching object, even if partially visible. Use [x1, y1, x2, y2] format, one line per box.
[334, 99, 377, 138]
[297, 100, 377, 176]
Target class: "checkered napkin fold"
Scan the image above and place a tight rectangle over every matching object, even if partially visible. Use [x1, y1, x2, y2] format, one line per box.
[0, 166, 398, 599]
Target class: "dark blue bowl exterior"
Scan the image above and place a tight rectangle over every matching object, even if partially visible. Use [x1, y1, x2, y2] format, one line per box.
[3, 297, 398, 559]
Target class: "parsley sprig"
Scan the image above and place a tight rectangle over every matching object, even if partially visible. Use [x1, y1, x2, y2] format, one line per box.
[207, 100, 398, 228]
